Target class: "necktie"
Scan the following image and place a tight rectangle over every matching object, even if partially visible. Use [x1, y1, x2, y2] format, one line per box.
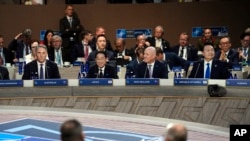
[99, 69, 103, 78]
[205, 63, 210, 79]
[56, 51, 61, 66]
[26, 45, 29, 55]
[148, 65, 152, 78]
[243, 48, 248, 57]
[69, 17, 72, 28]
[0, 49, 3, 65]
[180, 47, 184, 58]
[40, 64, 44, 79]
[85, 45, 89, 59]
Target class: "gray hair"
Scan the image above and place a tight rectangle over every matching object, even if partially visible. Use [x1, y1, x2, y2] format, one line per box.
[52, 35, 62, 41]
[35, 44, 47, 52]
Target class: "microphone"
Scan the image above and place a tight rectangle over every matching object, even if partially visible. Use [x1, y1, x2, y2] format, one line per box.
[45, 63, 49, 79]
[194, 62, 200, 78]
[0, 72, 3, 80]
[143, 65, 148, 78]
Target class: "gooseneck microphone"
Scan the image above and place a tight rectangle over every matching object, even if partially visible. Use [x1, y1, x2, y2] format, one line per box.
[0, 72, 3, 80]
[143, 65, 148, 78]
[194, 63, 200, 78]
[45, 63, 49, 79]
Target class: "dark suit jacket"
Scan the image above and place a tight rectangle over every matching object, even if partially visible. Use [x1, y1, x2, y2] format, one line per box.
[22, 60, 61, 80]
[8, 39, 30, 59]
[71, 43, 95, 61]
[87, 50, 114, 62]
[171, 45, 198, 62]
[214, 49, 239, 69]
[87, 64, 118, 79]
[48, 47, 70, 63]
[114, 49, 134, 66]
[90, 37, 113, 51]
[237, 47, 250, 62]
[188, 60, 230, 79]
[146, 37, 171, 52]
[59, 16, 83, 48]
[135, 60, 168, 78]
[165, 52, 188, 70]
[1, 47, 14, 64]
[0, 66, 9, 80]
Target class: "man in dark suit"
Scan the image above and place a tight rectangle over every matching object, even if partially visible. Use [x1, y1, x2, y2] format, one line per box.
[146, 25, 170, 53]
[87, 35, 114, 62]
[48, 35, 70, 66]
[237, 32, 250, 63]
[22, 44, 61, 80]
[8, 29, 32, 61]
[171, 32, 198, 62]
[214, 36, 239, 69]
[156, 47, 188, 71]
[189, 43, 230, 79]
[135, 46, 168, 78]
[72, 30, 94, 62]
[87, 51, 118, 79]
[89, 26, 113, 51]
[114, 38, 134, 67]
[126, 48, 144, 78]
[0, 57, 9, 80]
[0, 35, 14, 65]
[59, 5, 83, 56]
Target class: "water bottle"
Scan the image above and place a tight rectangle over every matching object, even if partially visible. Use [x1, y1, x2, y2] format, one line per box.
[174, 72, 177, 78]
[78, 71, 82, 79]
[178, 73, 182, 78]
[229, 73, 233, 79]
[80, 63, 85, 73]
[18, 62, 23, 75]
[233, 73, 237, 79]
[85, 62, 89, 73]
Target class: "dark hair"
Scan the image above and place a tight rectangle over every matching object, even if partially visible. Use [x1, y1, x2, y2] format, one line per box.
[156, 47, 163, 56]
[135, 47, 144, 57]
[0, 34, 4, 39]
[95, 51, 107, 58]
[79, 30, 92, 41]
[114, 38, 126, 46]
[43, 29, 54, 46]
[96, 34, 107, 41]
[202, 42, 214, 51]
[240, 32, 250, 40]
[219, 36, 231, 43]
[60, 119, 83, 141]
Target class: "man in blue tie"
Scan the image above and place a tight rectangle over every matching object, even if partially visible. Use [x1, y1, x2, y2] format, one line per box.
[22, 44, 61, 80]
[189, 43, 230, 79]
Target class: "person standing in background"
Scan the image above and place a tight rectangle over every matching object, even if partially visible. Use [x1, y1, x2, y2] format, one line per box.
[59, 4, 83, 62]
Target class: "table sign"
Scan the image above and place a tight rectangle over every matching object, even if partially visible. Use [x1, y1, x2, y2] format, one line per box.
[79, 78, 113, 86]
[174, 78, 208, 86]
[126, 78, 159, 85]
[34, 79, 68, 86]
[0, 80, 23, 87]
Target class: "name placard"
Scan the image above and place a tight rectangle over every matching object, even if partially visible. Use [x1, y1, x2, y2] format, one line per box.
[79, 78, 113, 86]
[226, 79, 250, 86]
[172, 66, 182, 72]
[72, 61, 82, 66]
[0, 80, 23, 87]
[126, 78, 159, 85]
[232, 65, 242, 71]
[174, 78, 208, 86]
[34, 79, 68, 86]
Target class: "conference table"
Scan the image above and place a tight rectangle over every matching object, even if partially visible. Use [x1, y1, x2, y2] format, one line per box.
[7, 65, 127, 80]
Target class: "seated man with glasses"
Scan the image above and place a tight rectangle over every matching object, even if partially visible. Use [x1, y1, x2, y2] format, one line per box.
[87, 51, 118, 79]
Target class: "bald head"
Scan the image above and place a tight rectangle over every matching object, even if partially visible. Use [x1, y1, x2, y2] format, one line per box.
[165, 123, 187, 141]
[143, 46, 156, 64]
